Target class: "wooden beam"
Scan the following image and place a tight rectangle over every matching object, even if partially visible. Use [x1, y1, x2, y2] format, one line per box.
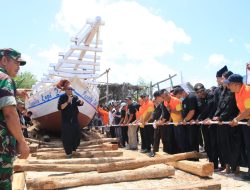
[29, 143, 39, 153]
[168, 160, 214, 177]
[26, 164, 175, 190]
[14, 163, 97, 173]
[97, 151, 199, 173]
[28, 157, 135, 165]
[33, 150, 123, 159]
[12, 172, 26, 190]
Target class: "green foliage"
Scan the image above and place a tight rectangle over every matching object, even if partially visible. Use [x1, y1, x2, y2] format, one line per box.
[14, 71, 37, 89]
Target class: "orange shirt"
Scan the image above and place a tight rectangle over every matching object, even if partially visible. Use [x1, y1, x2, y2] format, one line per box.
[235, 84, 250, 113]
[164, 96, 182, 123]
[97, 107, 109, 125]
[139, 100, 154, 127]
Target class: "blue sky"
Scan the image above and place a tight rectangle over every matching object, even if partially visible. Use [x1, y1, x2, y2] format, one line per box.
[0, 0, 249, 90]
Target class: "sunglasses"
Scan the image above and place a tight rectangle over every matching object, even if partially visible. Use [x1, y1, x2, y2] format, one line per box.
[66, 87, 73, 91]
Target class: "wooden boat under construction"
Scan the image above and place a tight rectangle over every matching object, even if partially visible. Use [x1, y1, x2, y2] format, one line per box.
[26, 17, 104, 133]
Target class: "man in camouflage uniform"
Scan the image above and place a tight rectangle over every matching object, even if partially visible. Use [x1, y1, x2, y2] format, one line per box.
[0, 48, 30, 189]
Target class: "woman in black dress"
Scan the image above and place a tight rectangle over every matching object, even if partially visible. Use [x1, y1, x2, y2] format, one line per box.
[57, 80, 84, 158]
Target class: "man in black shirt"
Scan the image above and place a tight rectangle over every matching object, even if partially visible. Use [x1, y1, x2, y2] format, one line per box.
[119, 103, 128, 147]
[174, 87, 199, 156]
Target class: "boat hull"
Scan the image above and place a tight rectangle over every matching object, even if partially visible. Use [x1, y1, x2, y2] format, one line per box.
[26, 78, 99, 133]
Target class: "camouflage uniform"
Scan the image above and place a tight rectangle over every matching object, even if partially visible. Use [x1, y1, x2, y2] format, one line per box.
[0, 67, 17, 189]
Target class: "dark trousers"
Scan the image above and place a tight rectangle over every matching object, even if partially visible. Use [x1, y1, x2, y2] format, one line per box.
[208, 124, 219, 168]
[61, 123, 81, 155]
[144, 124, 154, 151]
[121, 126, 128, 147]
[187, 125, 199, 152]
[22, 128, 29, 138]
[242, 125, 250, 169]
[174, 125, 188, 153]
[110, 126, 116, 138]
[201, 124, 210, 154]
[165, 125, 177, 154]
[139, 127, 146, 150]
[153, 126, 168, 153]
[228, 126, 243, 171]
[217, 124, 230, 167]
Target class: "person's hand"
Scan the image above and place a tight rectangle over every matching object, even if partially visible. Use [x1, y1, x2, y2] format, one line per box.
[17, 140, 30, 159]
[212, 117, 219, 121]
[182, 119, 187, 125]
[77, 99, 84, 105]
[203, 118, 212, 125]
[248, 119, 250, 126]
[229, 118, 238, 127]
[17, 89, 30, 99]
[190, 120, 195, 125]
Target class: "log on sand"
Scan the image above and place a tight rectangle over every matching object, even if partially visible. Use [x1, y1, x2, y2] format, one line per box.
[29, 143, 39, 153]
[33, 150, 123, 159]
[12, 172, 26, 190]
[143, 181, 221, 190]
[28, 157, 135, 165]
[97, 151, 199, 173]
[26, 164, 175, 190]
[14, 163, 97, 172]
[36, 144, 118, 153]
[168, 160, 214, 177]
[39, 138, 118, 148]
[25, 138, 53, 145]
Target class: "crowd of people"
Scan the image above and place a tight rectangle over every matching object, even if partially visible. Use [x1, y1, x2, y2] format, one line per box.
[94, 65, 250, 181]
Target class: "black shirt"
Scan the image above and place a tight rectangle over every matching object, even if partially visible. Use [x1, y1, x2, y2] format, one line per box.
[182, 93, 199, 120]
[114, 110, 121, 125]
[197, 91, 215, 120]
[214, 87, 239, 121]
[127, 103, 137, 122]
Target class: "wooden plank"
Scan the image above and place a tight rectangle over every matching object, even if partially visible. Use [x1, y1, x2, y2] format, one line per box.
[26, 164, 175, 190]
[28, 157, 135, 165]
[33, 150, 123, 159]
[97, 151, 199, 173]
[12, 172, 26, 190]
[168, 160, 214, 177]
[29, 143, 39, 153]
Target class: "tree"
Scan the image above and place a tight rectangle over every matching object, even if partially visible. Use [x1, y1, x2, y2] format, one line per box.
[14, 71, 37, 89]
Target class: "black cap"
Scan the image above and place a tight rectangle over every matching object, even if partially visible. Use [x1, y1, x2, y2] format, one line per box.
[224, 74, 243, 84]
[194, 83, 205, 92]
[222, 71, 233, 79]
[216, 65, 228, 77]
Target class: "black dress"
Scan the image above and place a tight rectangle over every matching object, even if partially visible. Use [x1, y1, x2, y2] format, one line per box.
[58, 93, 83, 155]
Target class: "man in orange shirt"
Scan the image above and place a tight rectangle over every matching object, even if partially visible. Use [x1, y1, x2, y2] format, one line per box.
[161, 89, 181, 154]
[226, 74, 250, 180]
[139, 93, 154, 153]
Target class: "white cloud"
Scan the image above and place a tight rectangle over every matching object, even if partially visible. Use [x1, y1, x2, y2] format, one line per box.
[208, 53, 227, 67]
[38, 44, 63, 62]
[182, 53, 193, 62]
[228, 38, 234, 43]
[245, 43, 250, 53]
[49, 0, 191, 84]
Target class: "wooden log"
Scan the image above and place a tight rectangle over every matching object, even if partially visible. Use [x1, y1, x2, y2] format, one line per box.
[36, 144, 118, 153]
[28, 157, 135, 165]
[25, 138, 53, 145]
[33, 150, 123, 159]
[29, 143, 39, 153]
[97, 151, 199, 173]
[143, 181, 221, 190]
[26, 164, 175, 189]
[79, 138, 118, 146]
[12, 172, 26, 190]
[14, 163, 97, 172]
[36, 144, 105, 152]
[168, 160, 214, 177]
[38, 138, 118, 148]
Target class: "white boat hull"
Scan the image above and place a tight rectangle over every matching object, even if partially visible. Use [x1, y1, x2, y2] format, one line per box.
[26, 79, 99, 133]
